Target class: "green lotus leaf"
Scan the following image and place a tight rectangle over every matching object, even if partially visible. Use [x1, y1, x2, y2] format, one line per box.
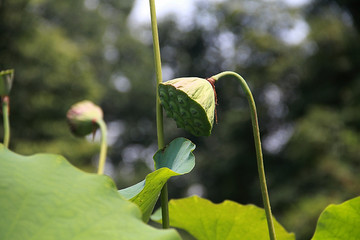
[312, 196, 360, 240]
[119, 137, 195, 222]
[0, 145, 180, 240]
[159, 77, 215, 136]
[152, 196, 295, 240]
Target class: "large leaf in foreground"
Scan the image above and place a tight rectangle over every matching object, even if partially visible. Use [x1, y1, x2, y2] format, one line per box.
[0, 145, 180, 240]
[152, 196, 295, 240]
[312, 196, 360, 240]
[119, 137, 195, 222]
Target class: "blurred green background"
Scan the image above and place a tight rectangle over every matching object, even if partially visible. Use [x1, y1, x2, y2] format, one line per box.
[1, 0, 360, 239]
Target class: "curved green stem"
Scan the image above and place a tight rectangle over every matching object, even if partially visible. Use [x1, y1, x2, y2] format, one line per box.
[149, 0, 169, 228]
[96, 119, 108, 175]
[211, 71, 277, 240]
[2, 96, 10, 148]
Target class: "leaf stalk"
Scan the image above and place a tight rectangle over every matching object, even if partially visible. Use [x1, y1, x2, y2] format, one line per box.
[96, 118, 108, 175]
[2, 96, 10, 148]
[149, 0, 169, 228]
[211, 71, 277, 240]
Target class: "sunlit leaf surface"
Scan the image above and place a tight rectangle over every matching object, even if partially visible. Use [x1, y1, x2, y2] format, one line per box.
[152, 196, 295, 240]
[312, 196, 360, 240]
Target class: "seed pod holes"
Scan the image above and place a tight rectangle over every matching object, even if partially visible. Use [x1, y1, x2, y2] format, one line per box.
[159, 77, 216, 136]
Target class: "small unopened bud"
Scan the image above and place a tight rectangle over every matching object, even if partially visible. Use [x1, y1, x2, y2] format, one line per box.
[66, 100, 103, 137]
[0, 69, 14, 96]
[159, 77, 216, 136]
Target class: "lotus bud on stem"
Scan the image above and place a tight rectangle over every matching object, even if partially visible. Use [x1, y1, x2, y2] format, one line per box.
[0, 69, 14, 148]
[66, 100, 108, 175]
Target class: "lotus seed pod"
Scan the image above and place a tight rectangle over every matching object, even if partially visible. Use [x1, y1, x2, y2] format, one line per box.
[0, 69, 14, 96]
[67, 100, 103, 137]
[159, 77, 215, 136]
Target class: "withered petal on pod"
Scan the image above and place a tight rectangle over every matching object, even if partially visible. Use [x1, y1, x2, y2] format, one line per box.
[159, 77, 216, 136]
[66, 100, 103, 137]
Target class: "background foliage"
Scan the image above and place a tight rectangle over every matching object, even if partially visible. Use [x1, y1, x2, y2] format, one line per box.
[1, 0, 359, 239]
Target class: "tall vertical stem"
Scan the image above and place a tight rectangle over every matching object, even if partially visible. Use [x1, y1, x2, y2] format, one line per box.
[149, 0, 169, 228]
[96, 119, 108, 175]
[2, 96, 10, 148]
[211, 71, 276, 240]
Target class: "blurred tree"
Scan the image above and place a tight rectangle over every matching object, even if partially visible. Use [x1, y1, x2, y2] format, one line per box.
[0, 0, 103, 166]
[0, 0, 156, 173]
[276, 2, 360, 238]
[0, 0, 162, 187]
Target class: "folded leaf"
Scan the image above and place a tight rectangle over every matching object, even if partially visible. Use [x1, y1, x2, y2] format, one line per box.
[153, 137, 195, 172]
[152, 196, 295, 240]
[312, 196, 360, 240]
[0, 145, 180, 240]
[119, 137, 195, 222]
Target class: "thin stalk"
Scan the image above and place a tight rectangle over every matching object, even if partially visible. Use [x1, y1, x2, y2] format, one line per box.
[149, 0, 169, 228]
[211, 71, 277, 240]
[2, 96, 10, 148]
[96, 119, 108, 175]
